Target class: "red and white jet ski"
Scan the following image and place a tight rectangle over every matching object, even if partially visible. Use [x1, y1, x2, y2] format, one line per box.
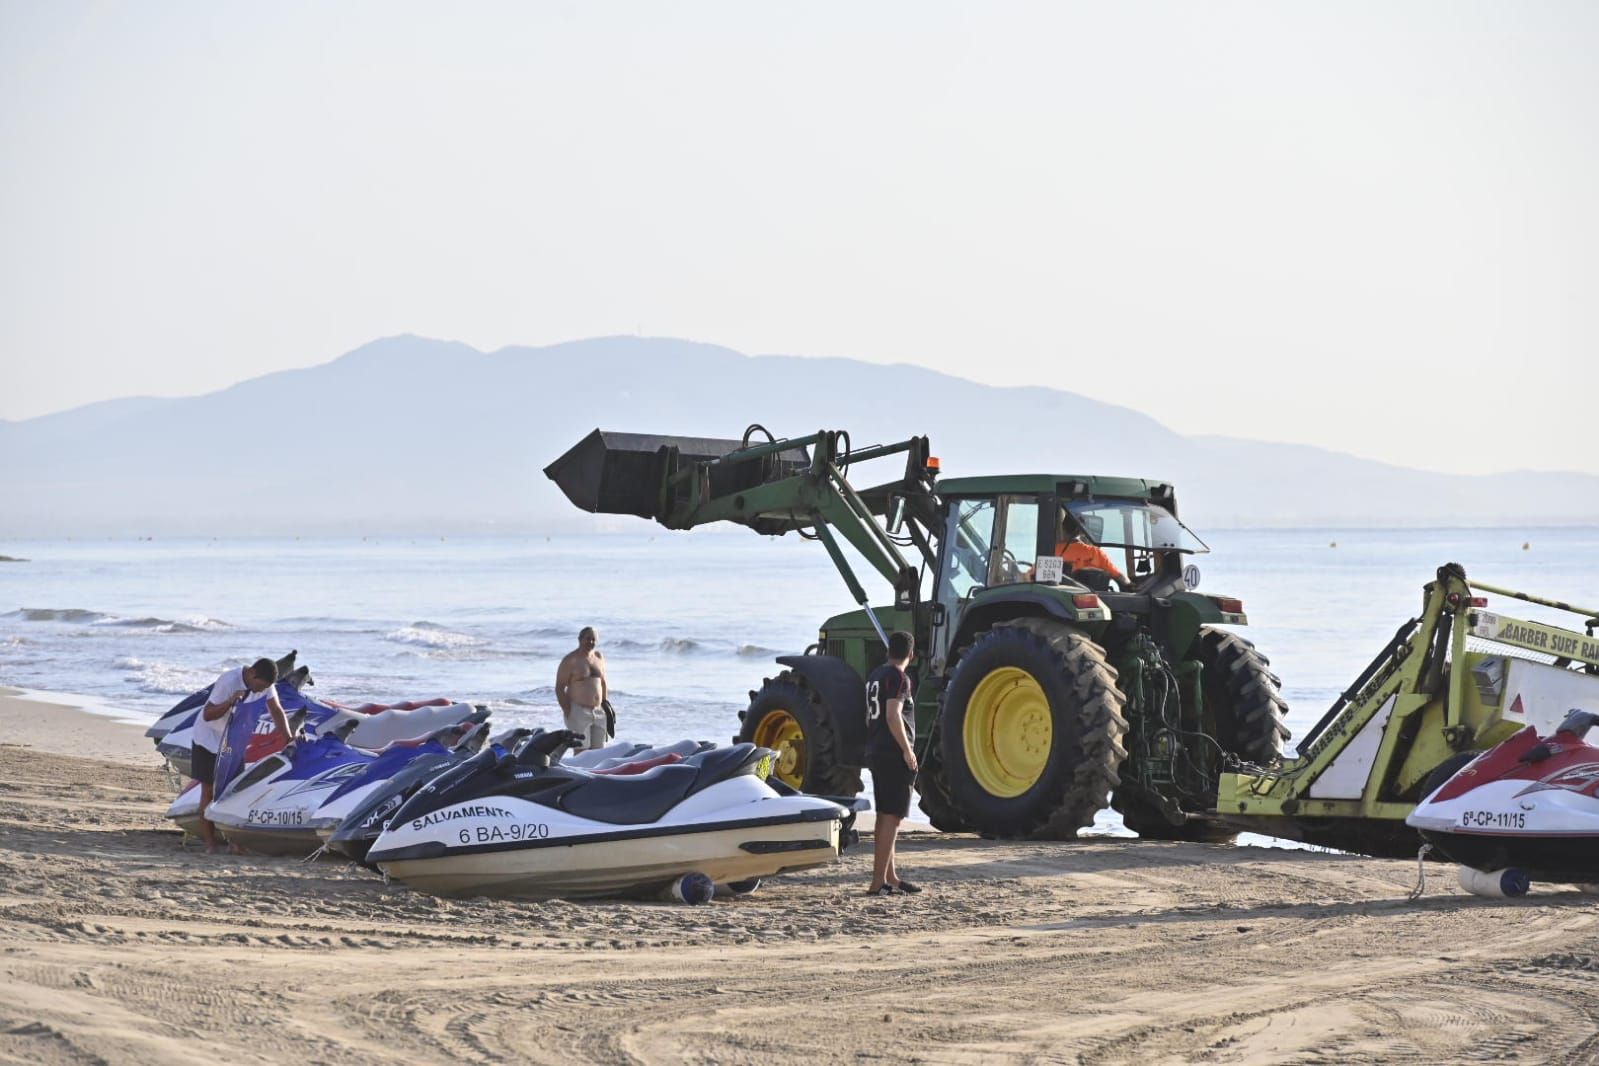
[1407, 708, 1599, 884]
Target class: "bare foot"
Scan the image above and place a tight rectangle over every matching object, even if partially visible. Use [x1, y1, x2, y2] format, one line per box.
[204, 842, 221, 855]
[228, 842, 245, 856]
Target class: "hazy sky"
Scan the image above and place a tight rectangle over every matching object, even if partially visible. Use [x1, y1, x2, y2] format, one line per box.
[2, 2, 1595, 475]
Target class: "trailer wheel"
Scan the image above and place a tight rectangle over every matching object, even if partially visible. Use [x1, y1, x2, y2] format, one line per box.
[1115, 627, 1291, 843]
[941, 618, 1127, 840]
[914, 749, 972, 832]
[738, 672, 863, 796]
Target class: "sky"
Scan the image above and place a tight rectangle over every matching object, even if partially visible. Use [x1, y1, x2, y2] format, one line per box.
[1, 1, 1596, 476]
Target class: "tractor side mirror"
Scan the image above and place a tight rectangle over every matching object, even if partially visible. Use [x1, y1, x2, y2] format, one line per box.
[887, 496, 907, 534]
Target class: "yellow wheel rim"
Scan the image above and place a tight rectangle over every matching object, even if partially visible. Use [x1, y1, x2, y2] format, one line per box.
[963, 666, 1053, 798]
[753, 710, 806, 789]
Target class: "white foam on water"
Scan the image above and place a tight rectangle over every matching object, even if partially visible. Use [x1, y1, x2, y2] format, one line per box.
[114, 656, 213, 696]
[385, 623, 489, 650]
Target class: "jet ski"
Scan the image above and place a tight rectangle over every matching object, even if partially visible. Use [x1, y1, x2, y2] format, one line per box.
[367, 730, 858, 900]
[321, 735, 710, 864]
[1407, 707, 1599, 884]
[307, 716, 493, 854]
[202, 725, 379, 856]
[145, 650, 305, 743]
[321, 726, 528, 863]
[155, 661, 317, 780]
[165, 695, 490, 847]
[159, 682, 469, 782]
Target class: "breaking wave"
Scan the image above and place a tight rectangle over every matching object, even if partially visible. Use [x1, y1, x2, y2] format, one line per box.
[12, 608, 110, 623]
[114, 655, 213, 696]
[9, 608, 231, 633]
[385, 622, 488, 650]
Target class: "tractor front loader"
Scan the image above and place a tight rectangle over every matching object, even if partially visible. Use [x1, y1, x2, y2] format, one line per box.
[1219, 564, 1599, 857]
[546, 426, 1289, 843]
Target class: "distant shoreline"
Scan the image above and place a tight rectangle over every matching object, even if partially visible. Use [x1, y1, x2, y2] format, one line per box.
[3, 521, 1596, 541]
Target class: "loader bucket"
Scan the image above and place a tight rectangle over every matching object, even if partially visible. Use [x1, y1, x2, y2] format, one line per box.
[544, 429, 810, 521]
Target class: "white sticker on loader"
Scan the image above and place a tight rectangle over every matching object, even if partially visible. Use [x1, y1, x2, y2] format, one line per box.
[1502, 658, 1599, 734]
[1307, 694, 1398, 800]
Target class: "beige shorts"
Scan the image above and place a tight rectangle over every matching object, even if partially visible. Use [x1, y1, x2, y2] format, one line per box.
[565, 704, 609, 750]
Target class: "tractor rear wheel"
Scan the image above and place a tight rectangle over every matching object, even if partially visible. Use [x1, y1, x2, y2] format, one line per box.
[738, 672, 863, 796]
[940, 618, 1127, 840]
[914, 749, 973, 833]
[1116, 627, 1291, 843]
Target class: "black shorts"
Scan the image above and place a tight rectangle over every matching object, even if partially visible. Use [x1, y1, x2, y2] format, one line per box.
[868, 750, 916, 818]
[191, 744, 217, 787]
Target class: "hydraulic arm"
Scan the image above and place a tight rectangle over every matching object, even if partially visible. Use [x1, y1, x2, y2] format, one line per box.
[546, 426, 940, 640]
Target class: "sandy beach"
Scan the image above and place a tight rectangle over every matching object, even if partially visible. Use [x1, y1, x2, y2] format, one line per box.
[1, 690, 1597, 1065]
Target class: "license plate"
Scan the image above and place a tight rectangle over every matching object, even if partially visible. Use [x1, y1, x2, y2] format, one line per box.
[1458, 809, 1525, 830]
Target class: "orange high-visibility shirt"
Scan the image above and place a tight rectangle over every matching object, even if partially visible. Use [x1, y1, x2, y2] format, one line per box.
[1055, 541, 1125, 582]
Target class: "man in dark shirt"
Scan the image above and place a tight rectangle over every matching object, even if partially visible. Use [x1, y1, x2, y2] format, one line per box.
[865, 630, 922, 896]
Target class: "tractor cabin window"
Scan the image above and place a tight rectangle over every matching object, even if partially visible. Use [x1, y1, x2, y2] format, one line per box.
[942, 498, 996, 600]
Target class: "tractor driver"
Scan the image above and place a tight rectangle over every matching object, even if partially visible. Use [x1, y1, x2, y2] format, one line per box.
[1056, 511, 1126, 587]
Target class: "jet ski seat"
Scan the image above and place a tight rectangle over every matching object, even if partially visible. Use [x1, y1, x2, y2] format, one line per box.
[681, 742, 767, 796]
[554, 764, 701, 825]
[592, 752, 684, 775]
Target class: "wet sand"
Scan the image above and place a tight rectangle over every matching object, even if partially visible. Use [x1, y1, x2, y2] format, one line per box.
[2, 689, 1597, 1064]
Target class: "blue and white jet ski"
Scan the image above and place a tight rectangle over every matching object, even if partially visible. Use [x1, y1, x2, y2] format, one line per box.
[144, 650, 305, 744]
[366, 730, 859, 899]
[168, 702, 491, 855]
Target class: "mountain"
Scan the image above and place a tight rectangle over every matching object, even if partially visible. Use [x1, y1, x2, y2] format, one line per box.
[2, 334, 1594, 535]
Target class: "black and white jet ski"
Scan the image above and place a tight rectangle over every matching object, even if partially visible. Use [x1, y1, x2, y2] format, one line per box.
[316, 724, 522, 863]
[1407, 707, 1599, 885]
[321, 735, 705, 863]
[366, 730, 858, 899]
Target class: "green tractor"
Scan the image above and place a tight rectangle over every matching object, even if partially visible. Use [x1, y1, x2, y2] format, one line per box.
[546, 427, 1289, 840]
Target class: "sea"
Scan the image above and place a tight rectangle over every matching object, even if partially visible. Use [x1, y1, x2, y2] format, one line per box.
[3, 527, 1596, 836]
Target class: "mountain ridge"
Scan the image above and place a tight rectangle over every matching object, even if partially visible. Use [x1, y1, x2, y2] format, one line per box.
[1, 334, 1594, 535]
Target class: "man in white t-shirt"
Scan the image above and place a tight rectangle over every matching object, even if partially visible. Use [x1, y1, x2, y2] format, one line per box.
[193, 657, 293, 854]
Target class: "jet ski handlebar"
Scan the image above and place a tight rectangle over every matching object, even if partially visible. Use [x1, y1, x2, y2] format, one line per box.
[1558, 708, 1599, 740]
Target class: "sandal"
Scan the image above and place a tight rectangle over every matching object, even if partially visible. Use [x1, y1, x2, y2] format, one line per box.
[892, 879, 923, 894]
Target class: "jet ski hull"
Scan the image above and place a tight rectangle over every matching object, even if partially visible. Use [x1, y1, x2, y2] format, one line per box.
[377, 814, 840, 899]
[216, 824, 330, 857]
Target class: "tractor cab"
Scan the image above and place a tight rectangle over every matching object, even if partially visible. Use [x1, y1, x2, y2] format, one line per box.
[927, 475, 1210, 671]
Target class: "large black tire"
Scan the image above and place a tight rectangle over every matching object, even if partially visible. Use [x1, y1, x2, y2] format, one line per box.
[1116, 627, 1292, 842]
[940, 618, 1128, 840]
[1198, 628, 1291, 767]
[737, 672, 863, 796]
[914, 749, 973, 833]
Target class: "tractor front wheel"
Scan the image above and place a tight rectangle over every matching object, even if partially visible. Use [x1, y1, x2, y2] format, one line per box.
[940, 618, 1127, 840]
[738, 672, 863, 796]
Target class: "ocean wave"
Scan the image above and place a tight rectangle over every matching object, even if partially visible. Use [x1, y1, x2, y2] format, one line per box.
[385, 623, 488, 650]
[115, 656, 213, 696]
[658, 637, 701, 653]
[736, 643, 776, 657]
[12, 608, 111, 623]
[519, 625, 578, 639]
[10, 608, 232, 633]
[95, 615, 233, 634]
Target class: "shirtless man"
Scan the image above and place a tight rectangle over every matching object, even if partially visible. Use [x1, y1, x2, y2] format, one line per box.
[556, 627, 609, 751]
